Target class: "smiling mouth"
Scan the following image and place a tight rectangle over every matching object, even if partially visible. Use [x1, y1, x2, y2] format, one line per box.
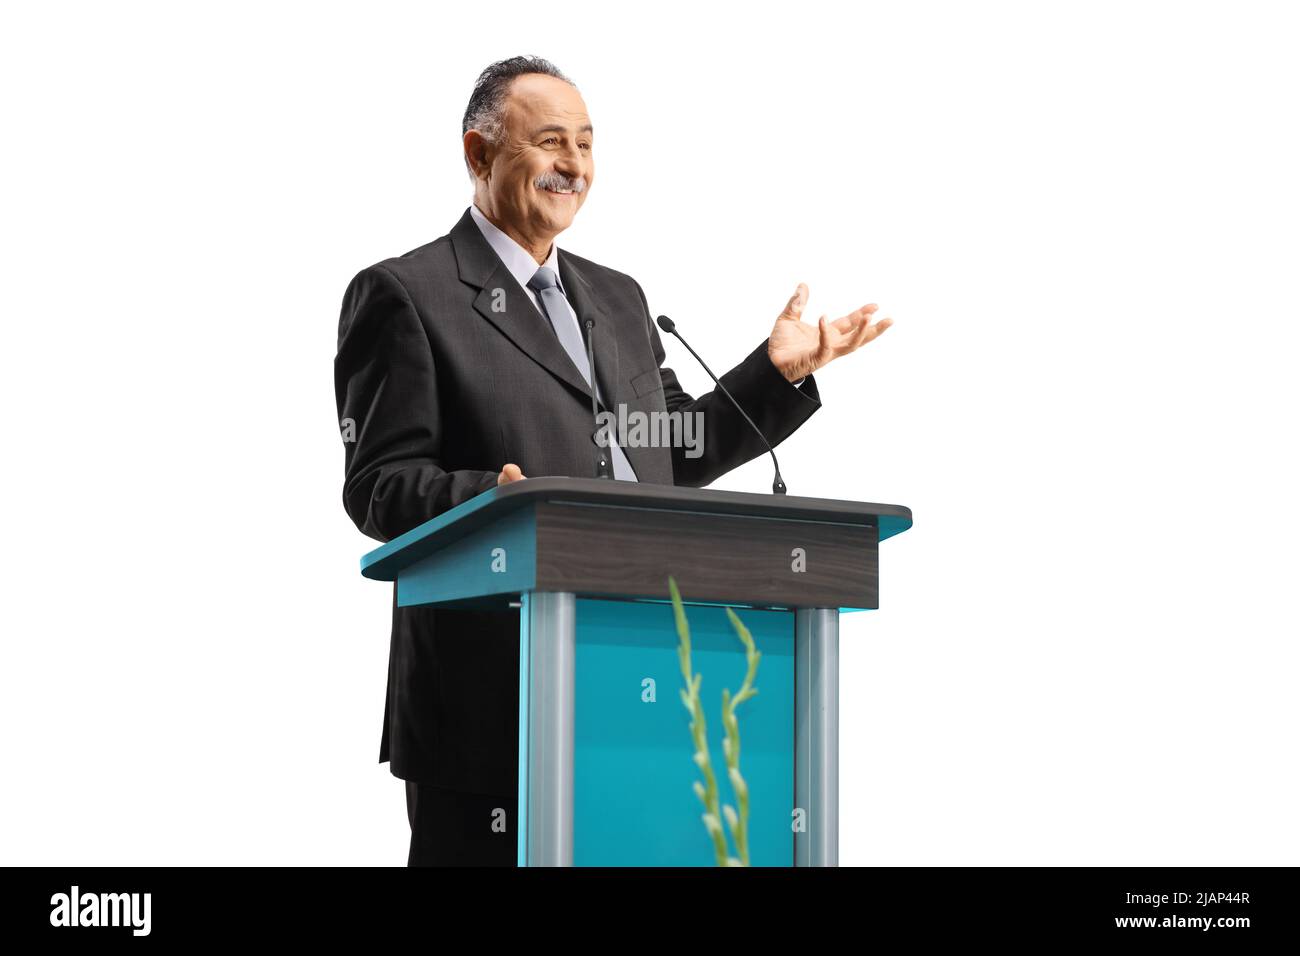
[541, 186, 577, 195]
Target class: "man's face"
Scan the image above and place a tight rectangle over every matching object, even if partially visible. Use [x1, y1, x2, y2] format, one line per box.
[473, 73, 594, 247]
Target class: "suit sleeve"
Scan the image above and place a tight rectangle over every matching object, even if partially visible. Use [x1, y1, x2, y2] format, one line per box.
[334, 265, 499, 543]
[632, 278, 823, 488]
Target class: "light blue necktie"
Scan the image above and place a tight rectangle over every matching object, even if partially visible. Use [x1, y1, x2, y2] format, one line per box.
[527, 266, 637, 481]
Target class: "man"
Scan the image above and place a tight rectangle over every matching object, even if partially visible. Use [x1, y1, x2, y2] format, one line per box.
[334, 56, 892, 866]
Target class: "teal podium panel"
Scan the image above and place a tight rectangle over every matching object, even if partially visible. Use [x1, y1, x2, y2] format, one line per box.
[570, 598, 795, 867]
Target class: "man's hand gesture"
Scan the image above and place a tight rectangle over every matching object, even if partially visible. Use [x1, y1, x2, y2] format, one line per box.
[767, 283, 893, 383]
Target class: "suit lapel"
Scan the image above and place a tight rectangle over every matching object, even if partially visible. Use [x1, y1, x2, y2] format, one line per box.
[451, 209, 593, 399]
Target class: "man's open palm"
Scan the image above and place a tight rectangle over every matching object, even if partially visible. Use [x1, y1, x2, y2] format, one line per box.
[767, 283, 893, 383]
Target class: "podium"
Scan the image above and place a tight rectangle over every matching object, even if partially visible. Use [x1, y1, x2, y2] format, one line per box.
[360, 478, 912, 866]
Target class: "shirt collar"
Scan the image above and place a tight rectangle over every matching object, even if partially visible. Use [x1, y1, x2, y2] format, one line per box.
[469, 203, 563, 294]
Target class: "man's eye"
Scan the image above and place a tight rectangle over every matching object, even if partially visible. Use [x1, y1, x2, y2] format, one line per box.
[579, 143, 591, 151]
[543, 137, 559, 145]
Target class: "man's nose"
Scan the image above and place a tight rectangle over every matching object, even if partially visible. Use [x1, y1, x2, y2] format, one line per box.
[553, 143, 583, 176]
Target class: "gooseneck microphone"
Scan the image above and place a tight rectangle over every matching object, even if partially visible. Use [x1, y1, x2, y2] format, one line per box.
[655, 315, 788, 495]
[584, 316, 615, 480]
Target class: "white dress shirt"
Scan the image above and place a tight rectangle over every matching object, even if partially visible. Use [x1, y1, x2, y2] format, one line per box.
[469, 203, 572, 319]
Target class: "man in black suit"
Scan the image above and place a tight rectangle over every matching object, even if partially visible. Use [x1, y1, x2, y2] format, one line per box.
[334, 56, 892, 866]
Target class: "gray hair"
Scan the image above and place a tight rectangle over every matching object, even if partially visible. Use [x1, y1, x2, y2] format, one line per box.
[461, 55, 576, 179]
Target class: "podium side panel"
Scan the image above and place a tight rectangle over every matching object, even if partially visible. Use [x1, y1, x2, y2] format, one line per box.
[397, 508, 537, 607]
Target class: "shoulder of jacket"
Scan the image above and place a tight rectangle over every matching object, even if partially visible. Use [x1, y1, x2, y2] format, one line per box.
[362, 234, 454, 284]
[341, 237, 455, 308]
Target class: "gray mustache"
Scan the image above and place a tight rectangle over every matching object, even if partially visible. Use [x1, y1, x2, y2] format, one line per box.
[535, 171, 586, 193]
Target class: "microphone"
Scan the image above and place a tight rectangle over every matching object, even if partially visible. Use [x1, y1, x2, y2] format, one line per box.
[655, 315, 788, 495]
[584, 316, 615, 480]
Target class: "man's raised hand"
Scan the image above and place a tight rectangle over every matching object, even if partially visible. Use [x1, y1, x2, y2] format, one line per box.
[766, 282, 893, 383]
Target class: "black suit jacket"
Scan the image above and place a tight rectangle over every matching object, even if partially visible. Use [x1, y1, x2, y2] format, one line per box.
[334, 207, 823, 793]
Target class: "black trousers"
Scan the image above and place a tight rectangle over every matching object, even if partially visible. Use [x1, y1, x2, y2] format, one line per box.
[405, 780, 516, 866]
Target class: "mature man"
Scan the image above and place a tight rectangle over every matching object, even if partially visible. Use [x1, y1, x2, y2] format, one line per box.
[334, 56, 892, 866]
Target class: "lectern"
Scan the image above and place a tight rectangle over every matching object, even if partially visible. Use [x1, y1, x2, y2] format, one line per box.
[360, 478, 912, 866]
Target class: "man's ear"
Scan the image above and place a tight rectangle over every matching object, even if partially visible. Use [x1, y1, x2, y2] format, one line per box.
[463, 130, 492, 181]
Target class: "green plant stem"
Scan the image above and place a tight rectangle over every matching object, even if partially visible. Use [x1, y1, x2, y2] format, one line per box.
[670, 577, 762, 868]
[669, 576, 729, 866]
[722, 607, 760, 866]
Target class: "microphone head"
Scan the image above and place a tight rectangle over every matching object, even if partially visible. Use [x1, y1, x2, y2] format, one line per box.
[656, 315, 675, 333]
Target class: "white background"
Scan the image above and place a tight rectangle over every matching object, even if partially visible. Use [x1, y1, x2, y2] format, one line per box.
[1, 1, 1296, 866]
